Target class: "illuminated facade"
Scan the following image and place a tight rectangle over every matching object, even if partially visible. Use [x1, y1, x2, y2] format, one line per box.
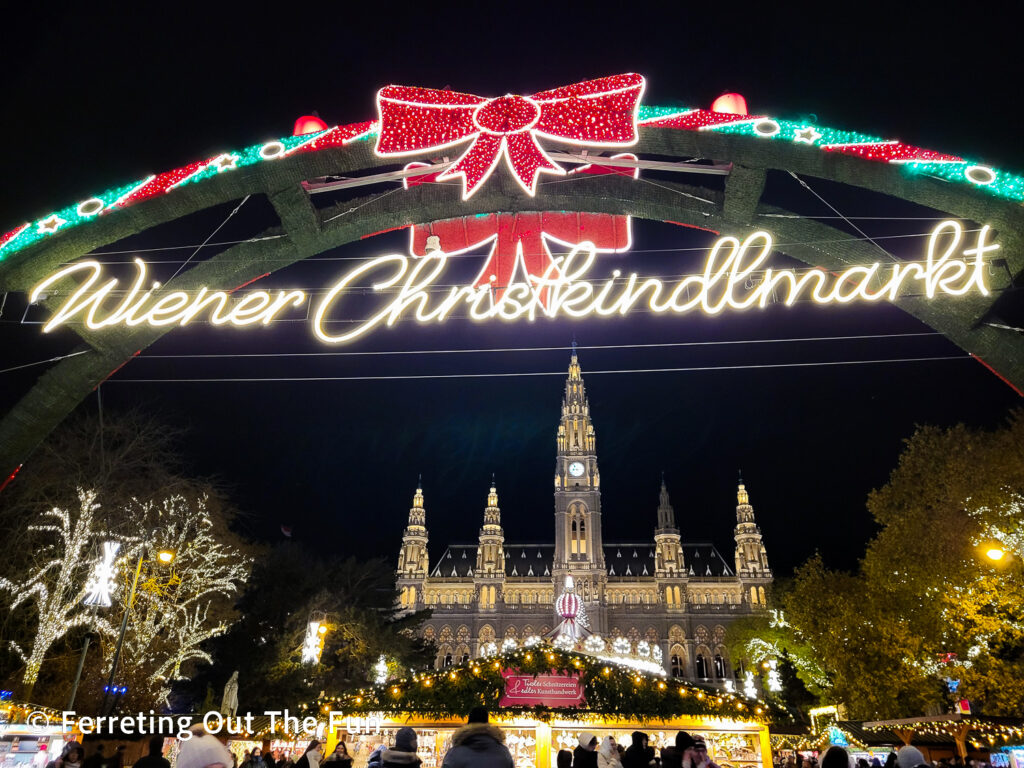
[396, 351, 771, 684]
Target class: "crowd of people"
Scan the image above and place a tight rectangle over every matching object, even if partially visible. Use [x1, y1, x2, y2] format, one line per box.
[41, 718, 1004, 768]
[779, 746, 999, 768]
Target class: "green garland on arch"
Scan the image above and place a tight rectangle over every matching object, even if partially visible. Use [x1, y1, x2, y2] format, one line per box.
[313, 644, 786, 724]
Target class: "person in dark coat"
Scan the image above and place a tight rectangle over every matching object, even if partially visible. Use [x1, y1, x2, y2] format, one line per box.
[82, 746, 105, 768]
[573, 732, 599, 768]
[46, 741, 84, 768]
[295, 742, 323, 768]
[623, 733, 651, 768]
[820, 748, 849, 768]
[558, 752, 574, 768]
[133, 737, 172, 768]
[325, 743, 353, 768]
[676, 732, 718, 768]
[441, 707, 513, 768]
[382, 728, 421, 768]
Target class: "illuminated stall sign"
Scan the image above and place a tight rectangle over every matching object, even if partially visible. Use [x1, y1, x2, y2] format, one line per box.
[498, 669, 586, 708]
[30, 220, 996, 344]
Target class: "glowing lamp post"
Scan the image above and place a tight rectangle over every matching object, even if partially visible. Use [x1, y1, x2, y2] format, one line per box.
[101, 544, 175, 715]
[985, 547, 1006, 562]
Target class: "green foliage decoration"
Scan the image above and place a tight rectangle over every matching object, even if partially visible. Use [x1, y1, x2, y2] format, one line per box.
[319, 643, 785, 724]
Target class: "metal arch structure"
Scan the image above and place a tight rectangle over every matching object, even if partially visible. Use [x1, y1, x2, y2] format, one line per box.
[1, 121, 1023, 477]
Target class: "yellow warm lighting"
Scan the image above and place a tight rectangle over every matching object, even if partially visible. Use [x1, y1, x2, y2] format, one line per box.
[317, 624, 328, 635]
[986, 547, 1006, 561]
[33, 221, 996, 344]
[156, 550, 175, 564]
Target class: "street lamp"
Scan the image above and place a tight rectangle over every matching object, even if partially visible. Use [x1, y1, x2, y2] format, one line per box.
[100, 543, 175, 715]
[985, 546, 1006, 562]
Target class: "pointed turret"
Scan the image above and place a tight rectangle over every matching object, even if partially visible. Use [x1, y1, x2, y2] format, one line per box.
[656, 475, 678, 533]
[397, 479, 429, 608]
[654, 477, 685, 586]
[475, 477, 505, 609]
[734, 473, 771, 604]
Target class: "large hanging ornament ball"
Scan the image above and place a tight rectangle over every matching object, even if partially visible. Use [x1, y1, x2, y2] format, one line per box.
[294, 115, 329, 136]
[556, 591, 581, 619]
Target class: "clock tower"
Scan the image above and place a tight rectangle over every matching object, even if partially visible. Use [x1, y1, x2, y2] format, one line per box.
[553, 347, 606, 631]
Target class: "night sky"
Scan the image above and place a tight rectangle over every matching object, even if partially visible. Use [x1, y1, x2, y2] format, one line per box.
[1, 2, 1021, 577]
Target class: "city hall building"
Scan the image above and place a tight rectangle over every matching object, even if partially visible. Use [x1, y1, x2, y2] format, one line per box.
[395, 351, 772, 684]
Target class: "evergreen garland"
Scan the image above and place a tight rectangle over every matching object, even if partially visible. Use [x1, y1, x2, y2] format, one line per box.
[316, 644, 785, 723]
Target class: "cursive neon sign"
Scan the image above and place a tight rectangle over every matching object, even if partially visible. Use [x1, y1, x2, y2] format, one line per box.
[31, 220, 995, 343]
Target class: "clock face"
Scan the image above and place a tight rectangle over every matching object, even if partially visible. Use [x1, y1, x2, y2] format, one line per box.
[568, 461, 585, 477]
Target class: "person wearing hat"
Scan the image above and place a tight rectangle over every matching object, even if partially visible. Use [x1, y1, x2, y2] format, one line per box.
[177, 729, 233, 768]
[574, 732, 599, 768]
[598, 737, 622, 768]
[441, 707, 512, 768]
[133, 737, 172, 768]
[383, 728, 422, 768]
[676, 733, 719, 768]
[896, 748, 929, 768]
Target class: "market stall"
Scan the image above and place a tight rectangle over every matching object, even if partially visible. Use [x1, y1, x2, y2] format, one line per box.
[318, 644, 778, 768]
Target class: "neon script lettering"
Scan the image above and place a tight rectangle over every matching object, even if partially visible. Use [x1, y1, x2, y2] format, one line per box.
[31, 221, 995, 342]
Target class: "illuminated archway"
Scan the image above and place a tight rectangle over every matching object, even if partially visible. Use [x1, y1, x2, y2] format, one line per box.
[1, 78, 1022, 476]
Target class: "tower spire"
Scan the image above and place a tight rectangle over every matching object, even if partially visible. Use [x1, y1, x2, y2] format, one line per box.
[734, 475, 771, 583]
[657, 476, 677, 532]
[397, 480, 429, 608]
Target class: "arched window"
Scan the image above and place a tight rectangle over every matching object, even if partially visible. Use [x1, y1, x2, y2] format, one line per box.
[759, 586, 767, 604]
[750, 586, 758, 604]
[695, 654, 707, 678]
[461, 653, 469, 664]
[671, 655, 685, 678]
[571, 520, 578, 554]
[443, 653, 453, 667]
[714, 654, 726, 678]
[579, 519, 587, 554]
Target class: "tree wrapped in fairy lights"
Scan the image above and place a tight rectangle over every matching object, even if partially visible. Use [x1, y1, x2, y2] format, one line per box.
[0, 489, 120, 695]
[104, 494, 250, 705]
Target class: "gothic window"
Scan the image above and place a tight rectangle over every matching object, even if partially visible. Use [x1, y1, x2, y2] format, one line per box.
[695, 654, 707, 678]
[714, 654, 726, 678]
[461, 653, 469, 664]
[579, 519, 587, 554]
[759, 586, 767, 604]
[750, 586, 758, 604]
[670, 645, 686, 678]
[646, 627, 659, 642]
[673, 586, 681, 605]
[571, 520, 578, 554]
[669, 625, 685, 643]
[444, 653, 453, 667]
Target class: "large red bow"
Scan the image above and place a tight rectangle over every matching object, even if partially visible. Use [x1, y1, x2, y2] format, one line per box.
[375, 74, 645, 198]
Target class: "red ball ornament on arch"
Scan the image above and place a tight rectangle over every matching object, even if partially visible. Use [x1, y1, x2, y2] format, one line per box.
[711, 93, 748, 115]
[293, 115, 329, 136]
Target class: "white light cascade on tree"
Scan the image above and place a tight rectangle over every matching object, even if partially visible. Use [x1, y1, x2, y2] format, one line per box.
[302, 621, 325, 664]
[29, 221, 996, 343]
[743, 670, 758, 698]
[766, 659, 782, 692]
[0, 490, 117, 689]
[83, 541, 121, 607]
[374, 654, 388, 684]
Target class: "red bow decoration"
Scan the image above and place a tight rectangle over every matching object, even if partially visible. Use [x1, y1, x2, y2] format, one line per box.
[376, 73, 645, 198]
[409, 211, 632, 308]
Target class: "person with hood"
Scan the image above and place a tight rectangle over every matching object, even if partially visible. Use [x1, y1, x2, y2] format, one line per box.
[367, 746, 386, 768]
[243, 749, 266, 768]
[382, 728, 421, 768]
[441, 707, 512, 768]
[598, 737, 622, 768]
[295, 743, 323, 768]
[623, 733, 652, 768]
[558, 752, 574, 768]
[133, 737, 172, 768]
[574, 733, 599, 768]
[46, 742, 84, 768]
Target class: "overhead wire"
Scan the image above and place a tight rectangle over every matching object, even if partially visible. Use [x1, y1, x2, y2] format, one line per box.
[166, 195, 251, 283]
[109, 355, 971, 383]
[136, 332, 944, 360]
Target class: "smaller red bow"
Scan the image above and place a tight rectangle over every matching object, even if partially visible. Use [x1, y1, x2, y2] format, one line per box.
[376, 74, 645, 198]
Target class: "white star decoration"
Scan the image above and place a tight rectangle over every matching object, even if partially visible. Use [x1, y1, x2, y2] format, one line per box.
[37, 214, 66, 234]
[213, 153, 239, 172]
[793, 126, 822, 145]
